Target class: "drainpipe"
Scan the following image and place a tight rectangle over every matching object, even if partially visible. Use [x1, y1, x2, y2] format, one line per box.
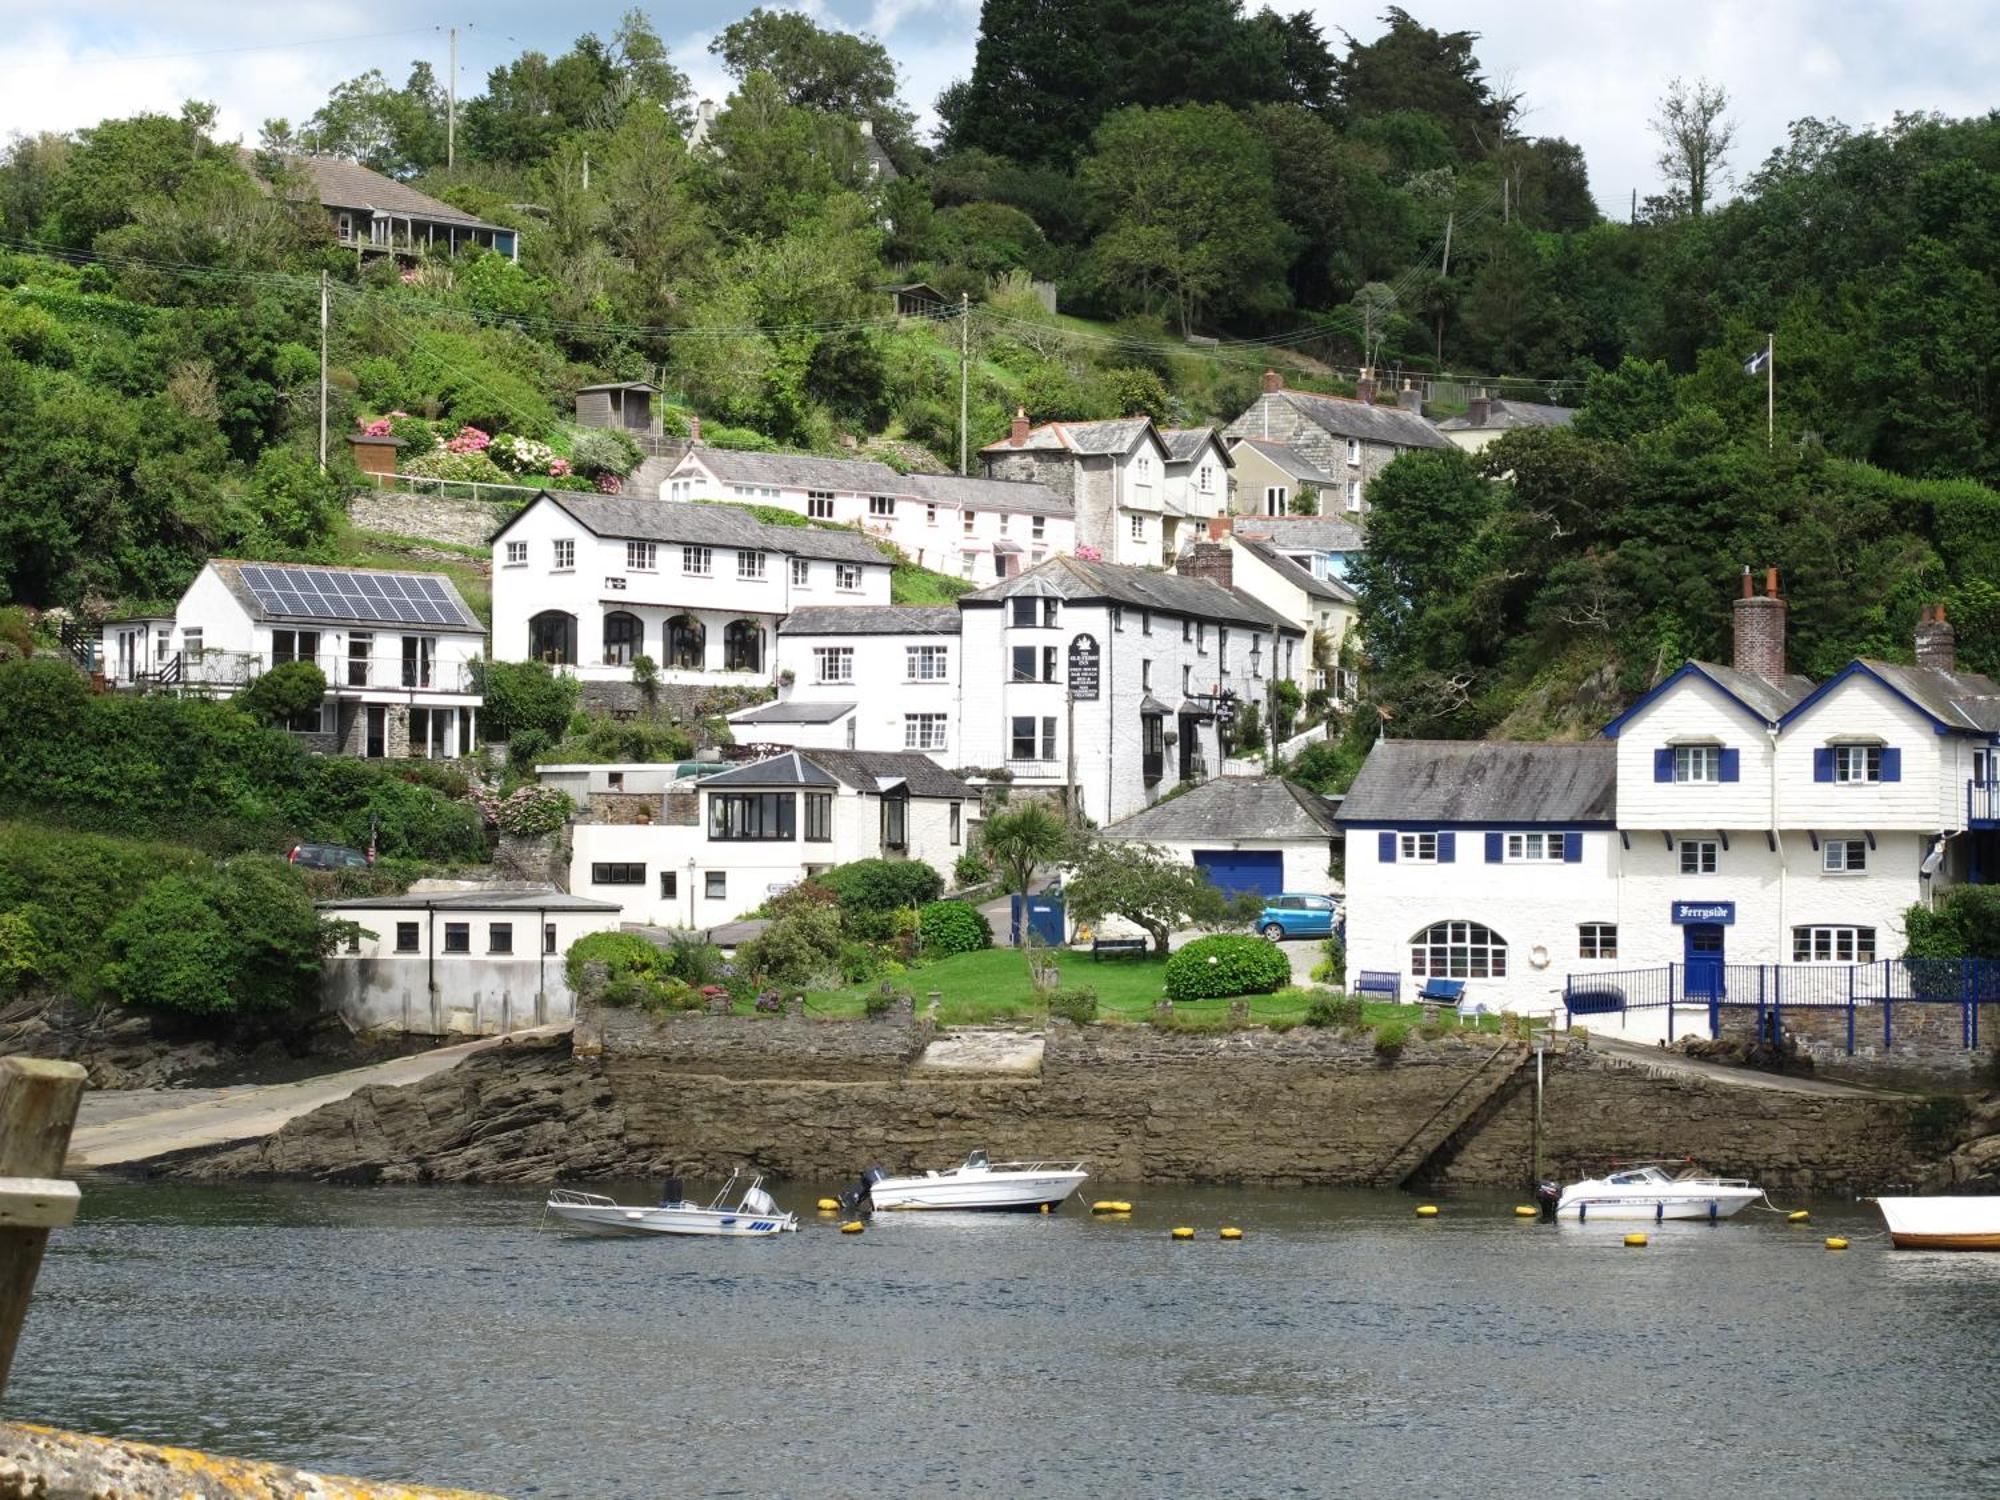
[536, 904, 548, 1027]
[1768, 726, 1785, 964]
[425, 900, 437, 1036]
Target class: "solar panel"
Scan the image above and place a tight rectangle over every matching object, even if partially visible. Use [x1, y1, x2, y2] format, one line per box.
[355, 576, 385, 597]
[236, 563, 469, 629]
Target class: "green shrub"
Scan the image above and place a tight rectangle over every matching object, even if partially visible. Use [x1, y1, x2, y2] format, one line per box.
[953, 849, 992, 886]
[818, 858, 946, 912]
[570, 428, 643, 478]
[919, 898, 991, 956]
[471, 659, 579, 744]
[1373, 1019, 1409, 1058]
[1163, 934, 1291, 1001]
[738, 906, 844, 987]
[1047, 985, 1098, 1023]
[237, 661, 327, 725]
[840, 939, 888, 984]
[862, 986, 905, 1018]
[1304, 992, 1363, 1029]
[1311, 932, 1346, 985]
[663, 931, 726, 987]
[565, 930, 666, 993]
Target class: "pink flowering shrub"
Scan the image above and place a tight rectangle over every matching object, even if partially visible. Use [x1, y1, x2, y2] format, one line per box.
[1074, 543, 1103, 561]
[549, 458, 571, 477]
[361, 417, 393, 437]
[469, 784, 571, 838]
[446, 426, 493, 455]
[595, 472, 622, 494]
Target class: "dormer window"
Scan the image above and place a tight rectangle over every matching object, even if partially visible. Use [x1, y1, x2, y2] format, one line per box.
[1676, 745, 1721, 784]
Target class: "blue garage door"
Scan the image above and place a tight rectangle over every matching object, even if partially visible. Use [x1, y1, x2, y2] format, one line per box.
[1192, 850, 1284, 900]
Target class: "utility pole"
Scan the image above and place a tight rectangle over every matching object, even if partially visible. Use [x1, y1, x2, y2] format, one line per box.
[317, 269, 329, 473]
[1064, 688, 1078, 829]
[1765, 332, 1775, 450]
[1502, 177, 1509, 225]
[447, 26, 457, 170]
[958, 291, 970, 476]
[582, 152, 590, 191]
[1629, 187, 1636, 224]
[1435, 212, 1453, 366]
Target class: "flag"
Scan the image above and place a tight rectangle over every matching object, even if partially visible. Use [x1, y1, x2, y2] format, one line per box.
[1743, 346, 1771, 376]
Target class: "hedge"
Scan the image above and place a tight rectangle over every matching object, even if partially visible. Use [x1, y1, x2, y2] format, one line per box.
[1163, 934, 1291, 1001]
[918, 898, 992, 956]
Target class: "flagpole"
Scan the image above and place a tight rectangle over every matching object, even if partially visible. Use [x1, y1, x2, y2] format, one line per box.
[1766, 332, 1774, 450]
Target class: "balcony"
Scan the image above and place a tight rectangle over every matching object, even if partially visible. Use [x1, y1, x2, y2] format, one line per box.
[118, 651, 476, 696]
[1970, 780, 2000, 827]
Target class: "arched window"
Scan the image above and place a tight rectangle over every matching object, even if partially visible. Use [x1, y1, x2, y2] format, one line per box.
[1410, 920, 1508, 979]
[527, 610, 577, 666]
[603, 611, 643, 666]
[666, 614, 705, 671]
[724, 618, 764, 673]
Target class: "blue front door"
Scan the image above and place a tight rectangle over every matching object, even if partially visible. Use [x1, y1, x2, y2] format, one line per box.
[1684, 924, 1725, 1000]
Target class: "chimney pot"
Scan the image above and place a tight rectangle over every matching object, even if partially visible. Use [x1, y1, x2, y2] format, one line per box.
[1732, 566, 1788, 682]
[1916, 601, 1958, 673]
[1740, 566, 1754, 600]
[1765, 566, 1780, 598]
[1356, 367, 1378, 404]
[1261, 369, 1284, 394]
[1010, 406, 1030, 445]
[687, 414, 701, 445]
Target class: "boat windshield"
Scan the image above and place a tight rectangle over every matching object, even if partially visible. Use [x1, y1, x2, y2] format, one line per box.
[961, 1149, 991, 1173]
[1606, 1167, 1673, 1186]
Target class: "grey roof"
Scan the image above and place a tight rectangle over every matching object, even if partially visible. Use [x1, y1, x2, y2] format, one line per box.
[246, 151, 503, 231]
[1160, 426, 1228, 465]
[684, 447, 905, 494]
[981, 417, 1158, 458]
[1102, 776, 1342, 843]
[1337, 740, 1618, 825]
[961, 556, 1299, 633]
[729, 699, 857, 724]
[1850, 660, 2000, 733]
[1229, 437, 1337, 485]
[1235, 536, 1356, 605]
[701, 751, 840, 789]
[702, 749, 973, 798]
[1685, 661, 1816, 722]
[903, 471, 1073, 516]
[1277, 391, 1451, 451]
[207, 559, 482, 634]
[1437, 398, 1577, 433]
[778, 605, 960, 636]
[577, 381, 659, 394]
[318, 886, 620, 913]
[1232, 516, 1366, 554]
[504, 494, 886, 566]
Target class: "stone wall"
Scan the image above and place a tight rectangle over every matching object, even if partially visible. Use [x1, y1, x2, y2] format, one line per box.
[348, 489, 517, 548]
[584, 1003, 934, 1081]
[1714, 1000, 2000, 1088]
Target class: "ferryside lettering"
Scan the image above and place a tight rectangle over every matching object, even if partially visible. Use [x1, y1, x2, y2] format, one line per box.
[1672, 901, 1736, 925]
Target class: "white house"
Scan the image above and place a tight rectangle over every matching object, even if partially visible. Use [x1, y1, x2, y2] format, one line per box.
[980, 413, 1177, 568]
[1221, 371, 1449, 518]
[317, 885, 623, 1036]
[1193, 529, 1359, 702]
[571, 749, 978, 927]
[1435, 393, 1576, 454]
[1336, 576, 2000, 1014]
[489, 493, 890, 685]
[1098, 775, 1343, 900]
[728, 604, 961, 760]
[957, 555, 1307, 828]
[1230, 514, 1366, 587]
[1159, 426, 1232, 558]
[99, 559, 485, 758]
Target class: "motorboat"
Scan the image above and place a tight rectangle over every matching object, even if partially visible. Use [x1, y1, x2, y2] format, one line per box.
[846, 1149, 1089, 1212]
[1876, 1196, 2000, 1250]
[545, 1172, 797, 1237]
[1554, 1163, 1763, 1223]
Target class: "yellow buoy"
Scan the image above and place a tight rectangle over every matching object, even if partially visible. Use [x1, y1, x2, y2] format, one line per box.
[1091, 1200, 1133, 1214]
[1825, 1236, 1849, 1250]
[1040, 1204, 1050, 1214]
[1219, 1226, 1243, 1240]
[1171, 1226, 1195, 1240]
[840, 1220, 865, 1234]
[1624, 1232, 1648, 1247]
[1787, 1210, 1811, 1224]
[817, 1198, 840, 1212]
[1416, 1205, 1440, 1218]
[1513, 1205, 1537, 1218]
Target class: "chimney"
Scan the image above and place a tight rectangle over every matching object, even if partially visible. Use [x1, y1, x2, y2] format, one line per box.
[1398, 379, 1423, 413]
[1732, 566, 1787, 683]
[1260, 369, 1285, 394]
[1916, 603, 1957, 673]
[687, 414, 701, 446]
[1010, 406, 1030, 445]
[1355, 367, 1378, 404]
[1467, 391, 1493, 427]
[1176, 540, 1233, 591]
[1207, 515, 1234, 541]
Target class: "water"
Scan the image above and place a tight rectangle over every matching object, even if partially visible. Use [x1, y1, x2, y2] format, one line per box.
[12, 1180, 2000, 1498]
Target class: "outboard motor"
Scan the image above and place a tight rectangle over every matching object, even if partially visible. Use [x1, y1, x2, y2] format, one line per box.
[658, 1175, 685, 1207]
[1534, 1180, 1562, 1222]
[838, 1165, 887, 1214]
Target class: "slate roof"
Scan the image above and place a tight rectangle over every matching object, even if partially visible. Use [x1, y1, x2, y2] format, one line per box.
[1789, 660, 2000, 734]
[729, 699, 857, 724]
[904, 472, 1073, 516]
[981, 417, 1157, 457]
[1687, 661, 1816, 722]
[1437, 398, 1577, 432]
[206, 559, 482, 634]
[1229, 437, 1337, 485]
[1232, 516, 1366, 553]
[247, 151, 504, 231]
[700, 751, 840, 788]
[778, 605, 961, 636]
[317, 886, 620, 913]
[501, 494, 886, 566]
[685, 447, 904, 494]
[1336, 740, 1618, 825]
[961, 555, 1299, 632]
[1159, 426, 1227, 465]
[701, 749, 973, 798]
[1277, 391, 1451, 451]
[1235, 536, 1356, 605]
[1101, 775, 1342, 843]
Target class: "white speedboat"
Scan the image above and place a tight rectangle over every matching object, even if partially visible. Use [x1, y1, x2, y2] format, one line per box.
[546, 1173, 797, 1237]
[850, 1150, 1089, 1212]
[1556, 1164, 1763, 1223]
[1876, 1196, 2000, 1250]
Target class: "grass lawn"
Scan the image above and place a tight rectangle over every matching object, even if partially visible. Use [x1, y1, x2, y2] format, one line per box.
[330, 519, 494, 626]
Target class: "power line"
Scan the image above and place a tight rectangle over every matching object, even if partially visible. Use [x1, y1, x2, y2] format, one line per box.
[0, 24, 455, 76]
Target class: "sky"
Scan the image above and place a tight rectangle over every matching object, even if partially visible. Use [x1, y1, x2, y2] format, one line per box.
[0, 1, 1994, 218]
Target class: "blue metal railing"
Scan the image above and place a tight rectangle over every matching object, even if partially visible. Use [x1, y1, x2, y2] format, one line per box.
[1968, 779, 2000, 824]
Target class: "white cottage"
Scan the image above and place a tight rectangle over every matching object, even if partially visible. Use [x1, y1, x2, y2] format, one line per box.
[980, 413, 1177, 568]
[98, 559, 485, 758]
[1222, 371, 1449, 518]
[729, 604, 962, 760]
[571, 749, 977, 927]
[1097, 775, 1343, 899]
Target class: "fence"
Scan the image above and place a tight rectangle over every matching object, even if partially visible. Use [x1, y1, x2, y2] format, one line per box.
[364, 472, 549, 506]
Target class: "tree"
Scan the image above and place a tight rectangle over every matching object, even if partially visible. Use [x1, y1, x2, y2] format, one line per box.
[1573, 357, 1678, 442]
[694, 72, 871, 241]
[1332, 7, 1515, 158]
[710, 7, 912, 161]
[471, 659, 579, 745]
[237, 661, 327, 726]
[1652, 77, 1735, 218]
[1289, 483, 1320, 516]
[979, 801, 1071, 942]
[304, 65, 446, 176]
[1063, 839, 1246, 954]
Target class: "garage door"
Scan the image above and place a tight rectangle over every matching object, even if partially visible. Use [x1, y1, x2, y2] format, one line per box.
[1192, 850, 1284, 900]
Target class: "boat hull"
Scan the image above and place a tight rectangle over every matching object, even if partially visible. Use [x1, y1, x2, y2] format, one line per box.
[1556, 1187, 1762, 1223]
[868, 1171, 1089, 1212]
[1877, 1197, 2000, 1251]
[547, 1202, 797, 1237]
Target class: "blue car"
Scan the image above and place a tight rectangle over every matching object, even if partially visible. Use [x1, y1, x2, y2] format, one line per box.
[1256, 893, 1339, 941]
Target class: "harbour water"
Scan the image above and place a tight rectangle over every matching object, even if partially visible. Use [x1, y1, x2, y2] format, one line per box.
[12, 1180, 2000, 1497]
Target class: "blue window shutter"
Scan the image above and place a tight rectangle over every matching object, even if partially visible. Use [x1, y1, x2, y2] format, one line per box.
[1437, 832, 1456, 863]
[1485, 832, 1503, 863]
[1563, 832, 1582, 862]
[1653, 748, 1674, 782]
[1813, 748, 1834, 782]
[1719, 748, 1740, 782]
[1378, 831, 1396, 864]
[1881, 748, 1902, 782]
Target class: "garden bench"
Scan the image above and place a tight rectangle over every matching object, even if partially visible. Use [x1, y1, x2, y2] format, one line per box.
[1355, 970, 1402, 1003]
[1090, 936, 1150, 961]
[1417, 978, 1465, 1004]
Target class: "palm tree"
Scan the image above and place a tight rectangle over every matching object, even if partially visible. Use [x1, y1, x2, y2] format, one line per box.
[979, 802, 1071, 947]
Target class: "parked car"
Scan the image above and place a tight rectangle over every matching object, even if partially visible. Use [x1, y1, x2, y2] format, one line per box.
[287, 842, 371, 870]
[1256, 893, 1338, 941]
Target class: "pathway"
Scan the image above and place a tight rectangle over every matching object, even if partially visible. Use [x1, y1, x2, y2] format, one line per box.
[1583, 1035, 1897, 1097]
[66, 1026, 570, 1171]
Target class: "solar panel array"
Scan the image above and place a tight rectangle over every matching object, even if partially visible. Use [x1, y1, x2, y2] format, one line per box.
[239, 565, 476, 629]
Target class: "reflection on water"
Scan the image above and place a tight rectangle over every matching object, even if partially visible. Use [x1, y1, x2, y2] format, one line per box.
[11, 1180, 2000, 1498]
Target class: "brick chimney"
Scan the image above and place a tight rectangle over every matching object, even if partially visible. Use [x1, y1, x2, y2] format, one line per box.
[1732, 566, 1787, 682]
[1206, 515, 1234, 541]
[1398, 379, 1423, 413]
[1261, 369, 1285, 394]
[1916, 603, 1957, 673]
[1010, 406, 1030, 445]
[1355, 367, 1378, 404]
[1177, 540, 1232, 590]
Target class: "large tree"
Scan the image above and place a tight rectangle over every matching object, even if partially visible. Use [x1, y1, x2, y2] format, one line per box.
[1063, 839, 1246, 954]
[1651, 77, 1735, 218]
[1332, 7, 1515, 158]
[709, 7, 912, 163]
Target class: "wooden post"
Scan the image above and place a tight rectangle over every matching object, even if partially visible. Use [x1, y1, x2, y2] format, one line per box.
[0, 1057, 86, 1400]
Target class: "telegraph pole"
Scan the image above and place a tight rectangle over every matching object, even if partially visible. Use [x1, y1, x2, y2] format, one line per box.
[317, 269, 329, 473]
[1064, 687, 1080, 829]
[1435, 212, 1453, 365]
[447, 26, 457, 170]
[958, 291, 970, 476]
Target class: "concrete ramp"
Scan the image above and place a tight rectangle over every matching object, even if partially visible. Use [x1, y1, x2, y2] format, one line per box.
[913, 1029, 1045, 1077]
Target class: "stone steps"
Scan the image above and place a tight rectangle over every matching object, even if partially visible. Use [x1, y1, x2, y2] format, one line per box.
[1368, 1041, 1532, 1188]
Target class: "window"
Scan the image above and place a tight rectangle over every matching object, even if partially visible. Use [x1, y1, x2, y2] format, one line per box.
[1674, 745, 1721, 784]
[808, 491, 834, 520]
[1198, 463, 1214, 494]
[1112, 605, 1124, 632]
[1834, 744, 1883, 784]
[881, 794, 908, 849]
[1135, 455, 1152, 482]
[998, 513, 1010, 535]
[543, 923, 558, 955]
[1182, 664, 1192, 695]
[950, 802, 962, 846]
[528, 612, 577, 665]
[488, 922, 513, 955]
[1012, 597, 1038, 628]
[1011, 646, 1041, 682]
[1505, 833, 1566, 863]
[271, 628, 319, 666]
[443, 923, 471, 954]
[1398, 832, 1438, 863]
[738, 550, 766, 581]
[1140, 609, 1152, 636]
[1130, 515, 1145, 543]
[1141, 659, 1152, 690]
[592, 863, 646, 885]
[1182, 619, 1192, 642]
[669, 480, 692, 501]
[1410, 920, 1507, 979]
[1011, 716, 1057, 760]
[710, 791, 796, 841]
[626, 541, 657, 571]
[1218, 627, 1229, 670]
[1579, 923, 1618, 959]
[552, 538, 574, 570]
[961, 555, 976, 579]
[815, 646, 853, 683]
[1346, 480, 1362, 513]
[1346, 438, 1361, 467]
[791, 557, 810, 587]
[870, 496, 896, 518]
[927, 504, 938, 527]
[346, 634, 373, 687]
[608, 772, 624, 790]
[603, 611, 642, 666]
[906, 713, 948, 750]
[504, 541, 527, 566]
[1032, 516, 1046, 540]
[805, 792, 832, 842]
[907, 645, 949, 681]
[963, 509, 976, 535]
[658, 871, 677, 898]
[682, 545, 712, 576]
[183, 628, 203, 660]
[1794, 925, 1876, 963]
[1250, 637, 1263, 679]
[1679, 839, 1719, 875]
[1823, 839, 1867, 873]
[395, 922, 419, 953]
[285, 701, 327, 735]
[666, 615, 705, 670]
[1197, 622, 1208, 654]
[1264, 485, 1287, 516]
[835, 563, 862, 591]
[723, 619, 762, 673]
[705, 871, 727, 900]
[337, 210, 354, 241]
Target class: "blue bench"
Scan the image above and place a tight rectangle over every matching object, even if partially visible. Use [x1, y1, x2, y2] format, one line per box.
[1418, 978, 1466, 1004]
[1355, 970, 1402, 1003]
[1091, 936, 1149, 961]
